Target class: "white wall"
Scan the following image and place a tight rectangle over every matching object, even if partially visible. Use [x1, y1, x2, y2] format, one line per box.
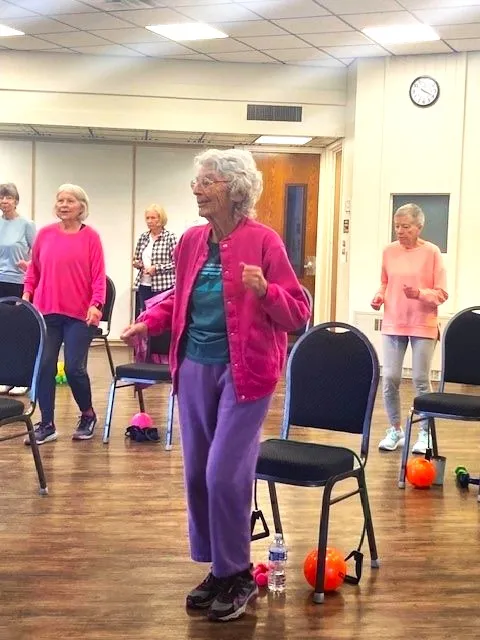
[0, 51, 346, 137]
[345, 52, 480, 325]
[0, 140, 33, 221]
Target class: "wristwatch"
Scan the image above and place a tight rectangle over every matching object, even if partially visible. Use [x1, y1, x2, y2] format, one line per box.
[93, 302, 104, 312]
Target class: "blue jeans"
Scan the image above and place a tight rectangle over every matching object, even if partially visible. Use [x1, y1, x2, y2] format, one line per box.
[38, 314, 94, 425]
[382, 335, 437, 429]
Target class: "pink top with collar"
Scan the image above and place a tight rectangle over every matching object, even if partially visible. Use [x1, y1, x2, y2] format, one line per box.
[141, 218, 311, 402]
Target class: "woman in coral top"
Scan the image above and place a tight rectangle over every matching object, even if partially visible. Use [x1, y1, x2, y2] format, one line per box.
[121, 148, 310, 622]
[371, 204, 448, 454]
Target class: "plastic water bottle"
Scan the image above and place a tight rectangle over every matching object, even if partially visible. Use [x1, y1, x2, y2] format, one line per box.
[268, 533, 287, 593]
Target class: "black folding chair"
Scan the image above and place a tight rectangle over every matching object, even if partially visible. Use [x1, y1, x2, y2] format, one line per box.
[287, 285, 313, 355]
[255, 322, 380, 603]
[90, 276, 116, 377]
[102, 332, 174, 450]
[399, 306, 480, 501]
[0, 297, 48, 494]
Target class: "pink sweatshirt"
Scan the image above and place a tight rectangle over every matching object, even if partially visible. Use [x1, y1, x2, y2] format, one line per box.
[141, 218, 311, 402]
[377, 241, 448, 339]
[24, 223, 106, 322]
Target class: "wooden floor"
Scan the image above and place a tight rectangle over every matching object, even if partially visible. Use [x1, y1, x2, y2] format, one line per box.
[1, 345, 480, 640]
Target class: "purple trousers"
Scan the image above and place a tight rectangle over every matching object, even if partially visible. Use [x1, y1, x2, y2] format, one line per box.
[177, 358, 272, 578]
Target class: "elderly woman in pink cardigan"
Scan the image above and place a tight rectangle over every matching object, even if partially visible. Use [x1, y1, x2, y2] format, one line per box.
[371, 203, 448, 454]
[121, 148, 310, 623]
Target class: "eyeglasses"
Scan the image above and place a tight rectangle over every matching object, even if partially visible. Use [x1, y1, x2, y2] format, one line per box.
[190, 177, 229, 190]
[0, 195, 15, 201]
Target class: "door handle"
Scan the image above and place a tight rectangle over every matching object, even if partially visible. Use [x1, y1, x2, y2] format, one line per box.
[304, 256, 316, 276]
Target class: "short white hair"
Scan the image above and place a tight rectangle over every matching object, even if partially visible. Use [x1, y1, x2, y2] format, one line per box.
[394, 203, 425, 227]
[194, 148, 263, 219]
[56, 183, 90, 221]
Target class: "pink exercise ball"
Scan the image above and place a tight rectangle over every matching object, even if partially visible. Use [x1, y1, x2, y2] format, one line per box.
[131, 412, 153, 428]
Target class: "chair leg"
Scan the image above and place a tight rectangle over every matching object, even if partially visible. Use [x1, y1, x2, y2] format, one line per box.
[399, 410, 415, 488]
[25, 417, 48, 495]
[137, 387, 146, 413]
[268, 481, 283, 535]
[165, 389, 175, 451]
[358, 468, 380, 568]
[104, 338, 115, 378]
[103, 379, 117, 444]
[429, 417, 439, 457]
[313, 479, 334, 604]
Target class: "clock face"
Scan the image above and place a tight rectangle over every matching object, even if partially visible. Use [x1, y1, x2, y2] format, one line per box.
[409, 76, 440, 107]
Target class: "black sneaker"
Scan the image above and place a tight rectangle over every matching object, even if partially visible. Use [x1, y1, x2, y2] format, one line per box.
[208, 571, 258, 622]
[24, 422, 57, 445]
[186, 572, 232, 610]
[72, 413, 97, 440]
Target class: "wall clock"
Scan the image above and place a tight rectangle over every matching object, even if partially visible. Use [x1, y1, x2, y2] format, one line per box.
[409, 76, 440, 108]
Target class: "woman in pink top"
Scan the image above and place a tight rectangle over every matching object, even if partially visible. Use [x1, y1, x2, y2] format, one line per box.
[23, 184, 106, 445]
[121, 149, 310, 622]
[371, 204, 448, 454]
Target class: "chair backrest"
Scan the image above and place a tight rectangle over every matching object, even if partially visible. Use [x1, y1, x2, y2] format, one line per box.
[288, 285, 314, 340]
[0, 298, 46, 401]
[282, 322, 379, 458]
[441, 307, 480, 387]
[148, 331, 171, 358]
[101, 276, 116, 330]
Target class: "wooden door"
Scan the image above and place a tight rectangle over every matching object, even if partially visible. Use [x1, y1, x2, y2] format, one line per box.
[253, 153, 320, 300]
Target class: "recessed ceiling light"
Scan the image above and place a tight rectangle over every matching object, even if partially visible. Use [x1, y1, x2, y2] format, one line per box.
[362, 24, 439, 45]
[254, 135, 312, 146]
[0, 25, 25, 37]
[145, 23, 228, 41]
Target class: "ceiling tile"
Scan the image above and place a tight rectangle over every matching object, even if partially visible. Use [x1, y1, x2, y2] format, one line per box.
[240, 1, 331, 20]
[293, 58, 348, 67]
[265, 47, 332, 62]
[237, 34, 309, 49]
[0, 35, 61, 49]
[55, 12, 134, 30]
[210, 50, 279, 62]
[0, 16, 77, 34]
[126, 41, 197, 55]
[8, 0, 99, 14]
[320, 0, 404, 13]
[436, 23, 480, 38]
[162, 0, 235, 5]
[446, 37, 480, 51]
[167, 53, 215, 60]
[0, 1, 36, 19]
[85, 0, 167, 8]
[90, 28, 167, 44]
[210, 20, 286, 37]
[272, 16, 353, 34]
[110, 8, 191, 26]
[322, 44, 390, 57]
[39, 31, 112, 46]
[173, 4, 261, 21]
[386, 40, 453, 54]
[413, 7, 480, 25]
[187, 38, 250, 53]
[301, 31, 373, 46]
[401, 0, 480, 8]
[341, 11, 423, 29]
[71, 44, 146, 56]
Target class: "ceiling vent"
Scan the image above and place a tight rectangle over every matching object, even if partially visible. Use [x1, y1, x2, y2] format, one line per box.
[246, 104, 302, 122]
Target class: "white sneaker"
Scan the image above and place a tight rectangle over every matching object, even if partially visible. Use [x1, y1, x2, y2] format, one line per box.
[0, 385, 12, 394]
[9, 386, 29, 396]
[412, 429, 429, 454]
[378, 426, 405, 451]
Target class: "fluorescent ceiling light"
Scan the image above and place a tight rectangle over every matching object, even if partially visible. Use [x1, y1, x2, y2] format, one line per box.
[254, 135, 312, 146]
[363, 24, 439, 45]
[145, 23, 228, 41]
[0, 24, 25, 37]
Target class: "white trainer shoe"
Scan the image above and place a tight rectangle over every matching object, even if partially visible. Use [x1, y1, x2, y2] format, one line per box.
[378, 426, 405, 451]
[412, 429, 429, 455]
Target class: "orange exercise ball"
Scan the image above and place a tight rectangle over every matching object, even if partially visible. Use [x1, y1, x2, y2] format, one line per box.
[406, 457, 435, 488]
[303, 547, 346, 591]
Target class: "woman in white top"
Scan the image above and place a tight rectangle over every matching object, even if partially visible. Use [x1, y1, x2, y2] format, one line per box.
[133, 204, 177, 314]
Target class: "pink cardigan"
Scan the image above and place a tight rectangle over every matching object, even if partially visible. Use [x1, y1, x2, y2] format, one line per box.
[141, 218, 311, 402]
